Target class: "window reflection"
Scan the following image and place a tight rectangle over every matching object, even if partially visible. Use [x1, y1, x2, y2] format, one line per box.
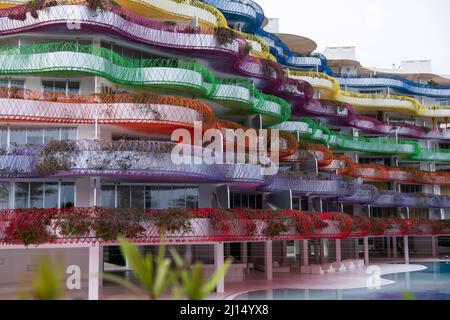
[101, 185, 115, 208]
[102, 185, 199, 210]
[6, 127, 77, 146]
[44, 182, 59, 209]
[15, 182, 29, 208]
[0, 183, 9, 209]
[14, 182, 75, 209]
[60, 183, 75, 208]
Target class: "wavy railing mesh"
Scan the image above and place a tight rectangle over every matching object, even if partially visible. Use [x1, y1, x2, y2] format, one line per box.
[1, 208, 448, 245]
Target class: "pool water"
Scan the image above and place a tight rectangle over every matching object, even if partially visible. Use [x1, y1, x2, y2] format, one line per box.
[234, 261, 450, 300]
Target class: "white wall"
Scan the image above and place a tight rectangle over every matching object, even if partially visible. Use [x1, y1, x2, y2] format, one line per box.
[324, 46, 357, 61]
[0, 248, 89, 286]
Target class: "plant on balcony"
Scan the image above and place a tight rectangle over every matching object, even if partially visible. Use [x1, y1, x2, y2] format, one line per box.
[241, 42, 253, 57]
[151, 209, 193, 235]
[209, 209, 235, 234]
[183, 26, 201, 34]
[36, 140, 78, 176]
[265, 211, 295, 237]
[370, 218, 387, 235]
[214, 27, 237, 46]
[307, 212, 328, 231]
[86, 155, 112, 170]
[283, 211, 314, 235]
[431, 220, 450, 234]
[87, 0, 106, 14]
[231, 208, 259, 235]
[319, 212, 353, 234]
[58, 209, 94, 237]
[5, 209, 52, 246]
[8, 86, 22, 99]
[352, 216, 371, 235]
[116, 155, 136, 172]
[386, 218, 410, 234]
[93, 208, 146, 241]
[26, 0, 46, 19]
[427, 80, 439, 89]
[261, 60, 275, 78]
[7, 12, 27, 21]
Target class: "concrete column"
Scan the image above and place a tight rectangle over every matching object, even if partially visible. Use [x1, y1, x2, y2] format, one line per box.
[214, 243, 225, 293]
[404, 236, 410, 264]
[432, 236, 437, 258]
[265, 241, 273, 280]
[88, 244, 102, 300]
[281, 241, 287, 265]
[335, 239, 342, 263]
[241, 242, 248, 264]
[364, 237, 369, 265]
[185, 245, 193, 266]
[90, 177, 101, 207]
[393, 237, 398, 258]
[387, 237, 391, 258]
[302, 240, 309, 266]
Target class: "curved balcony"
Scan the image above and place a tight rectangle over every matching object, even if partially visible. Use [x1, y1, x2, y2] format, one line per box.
[0, 89, 217, 134]
[329, 133, 419, 155]
[261, 171, 355, 197]
[0, 41, 292, 123]
[291, 71, 450, 119]
[0, 0, 223, 28]
[3, 208, 446, 246]
[199, 0, 331, 73]
[370, 191, 450, 209]
[339, 184, 380, 204]
[411, 148, 450, 162]
[337, 75, 450, 99]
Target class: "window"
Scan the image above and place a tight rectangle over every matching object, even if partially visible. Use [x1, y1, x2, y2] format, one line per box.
[14, 182, 75, 209]
[7, 127, 76, 146]
[370, 207, 398, 218]
[60, 182, 75, 208]
[230, 192, 263, 209]
[0, 183, 9, 209]
[101, 185, 199, 209]
[100, 41, 157, 60]
[42, 80, 80, 95]
[0, 79, 25, 90]
[292, 197, 308, 211]
[400, 184, 422, 194]
[358, 157, 391, 166]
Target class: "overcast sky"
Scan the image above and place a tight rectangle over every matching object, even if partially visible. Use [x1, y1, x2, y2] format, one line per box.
[257, 0, 450, 75]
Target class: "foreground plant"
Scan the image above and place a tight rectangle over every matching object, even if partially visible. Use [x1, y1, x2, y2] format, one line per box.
[102, 237, 175, 299]
[103, 237, 231, 300]
[171, 249, 232, 300]
[18, 254, 64, 300]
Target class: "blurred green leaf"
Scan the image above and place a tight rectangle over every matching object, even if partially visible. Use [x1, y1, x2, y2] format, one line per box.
[402, 291, 417, 300]
[19, 254, 64, 300]
[170, 248, 231, 300]
[102, 237, 176, 299]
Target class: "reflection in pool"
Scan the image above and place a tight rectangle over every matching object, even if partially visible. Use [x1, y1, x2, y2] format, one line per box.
[234, 261, 450, 300]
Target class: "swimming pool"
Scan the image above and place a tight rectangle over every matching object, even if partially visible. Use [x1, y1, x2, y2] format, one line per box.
[234, 261, 450, 300]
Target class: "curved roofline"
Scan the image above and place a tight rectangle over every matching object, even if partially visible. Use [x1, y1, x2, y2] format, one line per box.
[276, 33, 318, 55]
